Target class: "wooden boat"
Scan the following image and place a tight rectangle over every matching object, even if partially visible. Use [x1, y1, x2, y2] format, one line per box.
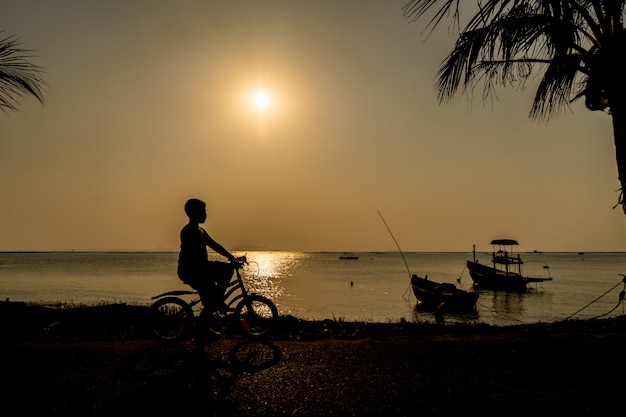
[339, 252, 359, 260]
[411, 274, 478, 313]
[467, 239, 553, 291]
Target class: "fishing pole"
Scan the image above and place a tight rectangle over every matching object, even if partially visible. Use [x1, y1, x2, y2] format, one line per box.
[377, 211, 411, 279]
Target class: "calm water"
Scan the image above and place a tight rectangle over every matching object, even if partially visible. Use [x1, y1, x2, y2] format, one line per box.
[1, 251, 625, 326]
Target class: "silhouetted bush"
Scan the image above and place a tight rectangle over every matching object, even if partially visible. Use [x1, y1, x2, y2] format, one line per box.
[1, 300, 625, 342]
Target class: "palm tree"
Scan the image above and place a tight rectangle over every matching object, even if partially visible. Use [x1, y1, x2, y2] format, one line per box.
[0, 32, 46, 114]
[402, 0, 626, 213]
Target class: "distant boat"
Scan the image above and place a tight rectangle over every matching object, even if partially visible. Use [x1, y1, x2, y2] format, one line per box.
[411, 274, 478, 314]
[339, 253, 359, 260]
[466, 239, 553, 292]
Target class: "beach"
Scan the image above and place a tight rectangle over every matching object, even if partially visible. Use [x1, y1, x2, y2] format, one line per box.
[2, 302, 626, 416]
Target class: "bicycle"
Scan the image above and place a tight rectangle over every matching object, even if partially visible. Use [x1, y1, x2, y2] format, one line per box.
[150, 256, 279, 342]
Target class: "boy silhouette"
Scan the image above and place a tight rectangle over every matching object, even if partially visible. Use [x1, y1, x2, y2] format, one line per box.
[177, 198, 238, 347]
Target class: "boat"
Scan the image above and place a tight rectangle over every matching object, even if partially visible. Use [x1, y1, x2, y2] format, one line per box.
[466, 239, 553, 291]
[339, 253, 359, 260]
[411, 274, 479, 313]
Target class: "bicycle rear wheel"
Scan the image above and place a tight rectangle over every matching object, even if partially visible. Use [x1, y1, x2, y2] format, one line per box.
[151, 297, 194, 343]
[235, 295, 278, 338]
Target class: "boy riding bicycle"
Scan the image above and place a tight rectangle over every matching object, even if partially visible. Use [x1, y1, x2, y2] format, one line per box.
[177, 198, 239, 348]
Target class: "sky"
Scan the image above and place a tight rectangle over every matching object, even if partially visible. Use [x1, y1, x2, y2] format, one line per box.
[1, 0, 625, 253]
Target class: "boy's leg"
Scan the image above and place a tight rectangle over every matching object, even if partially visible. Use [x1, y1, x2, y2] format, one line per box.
[208, 261, 235, 308]
[194, 284, 218, 352]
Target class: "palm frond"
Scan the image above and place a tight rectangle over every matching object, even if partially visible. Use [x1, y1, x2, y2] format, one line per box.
[530, 53, 582, 118]
[0, 33, 46, 114]
[433, 2, 594, 119]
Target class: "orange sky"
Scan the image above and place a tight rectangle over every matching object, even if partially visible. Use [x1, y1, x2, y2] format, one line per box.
[1, 0, 625, 252]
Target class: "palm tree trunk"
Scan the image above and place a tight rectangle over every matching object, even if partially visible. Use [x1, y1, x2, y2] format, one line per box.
[612, 103, 626, 214]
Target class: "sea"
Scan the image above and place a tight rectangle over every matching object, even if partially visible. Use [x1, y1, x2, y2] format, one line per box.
[1, 251, 625, 326]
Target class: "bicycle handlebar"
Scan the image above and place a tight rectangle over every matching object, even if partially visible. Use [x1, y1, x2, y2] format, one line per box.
[231, 255, 247, 268]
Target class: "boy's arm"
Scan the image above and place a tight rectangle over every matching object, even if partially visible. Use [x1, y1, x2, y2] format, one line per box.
[202, 230, 237, 261]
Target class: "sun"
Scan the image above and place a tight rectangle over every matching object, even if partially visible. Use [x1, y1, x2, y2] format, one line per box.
[252, 92, 271, 110]
[240, 86, 280, 135]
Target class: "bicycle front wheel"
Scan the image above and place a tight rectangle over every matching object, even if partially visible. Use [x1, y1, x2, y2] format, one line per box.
[151, 297, 194, 343]
[235, 295, 278, 338]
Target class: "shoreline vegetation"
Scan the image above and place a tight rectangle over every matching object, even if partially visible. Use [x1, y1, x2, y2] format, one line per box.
[2, 299, 626, 341]
[0, 248, 626, 255]
[3, 300, 626, 416]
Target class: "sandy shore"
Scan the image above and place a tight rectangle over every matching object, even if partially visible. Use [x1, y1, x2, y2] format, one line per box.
[2, 302, 626, 416]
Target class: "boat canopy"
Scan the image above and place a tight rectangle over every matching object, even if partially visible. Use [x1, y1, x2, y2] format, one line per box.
[490, 239, 519, 246]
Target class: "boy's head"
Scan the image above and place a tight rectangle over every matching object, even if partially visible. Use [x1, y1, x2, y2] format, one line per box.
[184, 198, 206, 220]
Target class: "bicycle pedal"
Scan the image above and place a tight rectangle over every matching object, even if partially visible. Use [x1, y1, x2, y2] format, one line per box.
[239, 317, 251, 332]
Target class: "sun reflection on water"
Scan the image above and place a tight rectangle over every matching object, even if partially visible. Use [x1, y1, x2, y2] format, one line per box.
[241, 251, 309, 304]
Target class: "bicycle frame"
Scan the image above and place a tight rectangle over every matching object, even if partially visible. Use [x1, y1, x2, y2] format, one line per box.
[222, 268, 253, 311]
[151, 258, 278, 341]
[151, 261, 254, 313]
